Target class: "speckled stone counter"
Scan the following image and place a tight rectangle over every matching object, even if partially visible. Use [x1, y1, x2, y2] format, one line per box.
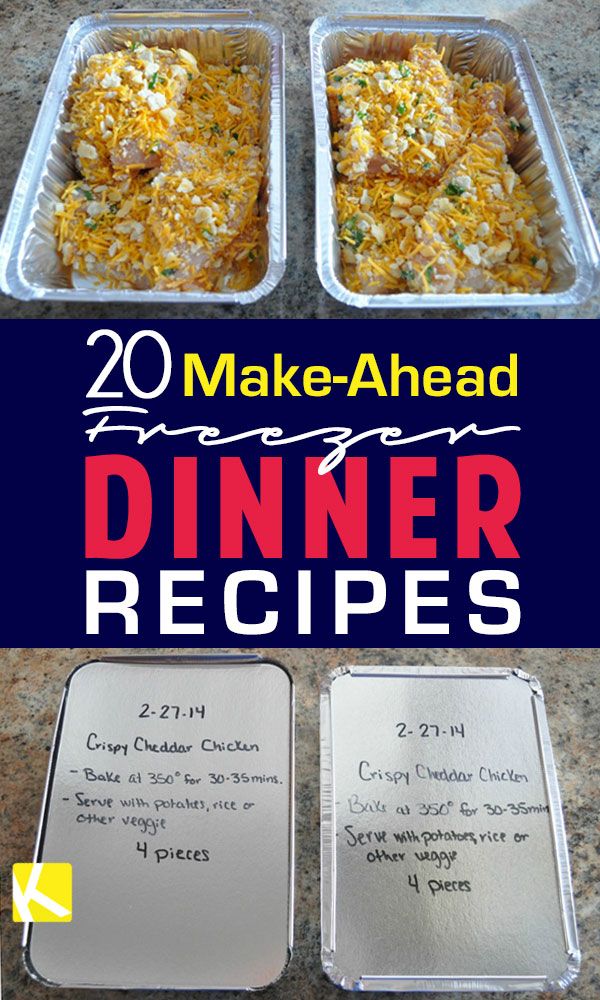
[1, 647, 598, 999]
[0, 0, 598, 319]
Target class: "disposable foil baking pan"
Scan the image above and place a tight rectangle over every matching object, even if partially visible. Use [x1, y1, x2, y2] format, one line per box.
[321, 665, 579, 991]
[24, 654, 294, 990]
[0, 11, 286, 304]
[310, 14, 600, 309]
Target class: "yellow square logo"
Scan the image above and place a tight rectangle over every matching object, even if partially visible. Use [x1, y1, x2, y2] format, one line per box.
[12, 863, 72, 922]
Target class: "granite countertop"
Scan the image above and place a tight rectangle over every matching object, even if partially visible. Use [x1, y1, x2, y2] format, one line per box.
[0, 0, 598, 320]
[0, 646, 598, 999]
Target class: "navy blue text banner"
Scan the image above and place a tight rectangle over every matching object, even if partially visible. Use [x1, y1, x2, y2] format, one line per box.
[1, 321, 595, 646]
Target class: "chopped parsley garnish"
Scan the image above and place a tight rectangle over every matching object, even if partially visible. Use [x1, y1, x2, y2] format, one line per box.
[231, 131, 239, 140]
[444, 181, 466, 197]
[108, 203, 118, 214]
[210, 123, 221, 134]
[129, 41, 141, 52]
[225, 148, 235, 156]
[424, 110, 436, 121]
[357, 78, 367, 88]
[425, 265, 434, 282]
[223, 188, 231, 198]
[187, 72, 193, 80]
[400, 268, 415, 281]
[333, 74, 343, 82]
[338, 94, 345, 102]
[161, 268, 177, 276]
[451, 232, 465, 250]
[509, 119, 526, 133]
[84, 220, 98, 230]
[356, 110, 367, 121]
[415, 92, 422, 105]
[397, 61, 411, 78]
[232, 66, 242, 73]
[77, 187, 94, 201]
[342, 215, 365, 249]
[148, 71, 159, 90]
[397, 102, 407, 115]
[422, 162, 432, 171]
[470, 79, 477, 89]
[530, 255, 539, 265]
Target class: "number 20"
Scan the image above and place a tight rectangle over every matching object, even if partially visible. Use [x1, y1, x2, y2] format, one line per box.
[87, 329, 172, 399]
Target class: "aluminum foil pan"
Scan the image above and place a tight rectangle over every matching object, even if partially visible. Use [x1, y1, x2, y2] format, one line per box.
[0, 10, 286, 304]
[310, 14, 600, 309]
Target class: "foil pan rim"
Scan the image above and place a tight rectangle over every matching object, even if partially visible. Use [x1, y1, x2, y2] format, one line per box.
[310, 13, 600, 310]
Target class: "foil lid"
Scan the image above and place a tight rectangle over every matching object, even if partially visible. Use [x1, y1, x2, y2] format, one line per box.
[320, 665, 579, 991]
[25, 655, 294, 990]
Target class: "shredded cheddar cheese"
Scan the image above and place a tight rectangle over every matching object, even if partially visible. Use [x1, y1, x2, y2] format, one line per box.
[327, 45, 550, 294]
[55, 44, 265, 291]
